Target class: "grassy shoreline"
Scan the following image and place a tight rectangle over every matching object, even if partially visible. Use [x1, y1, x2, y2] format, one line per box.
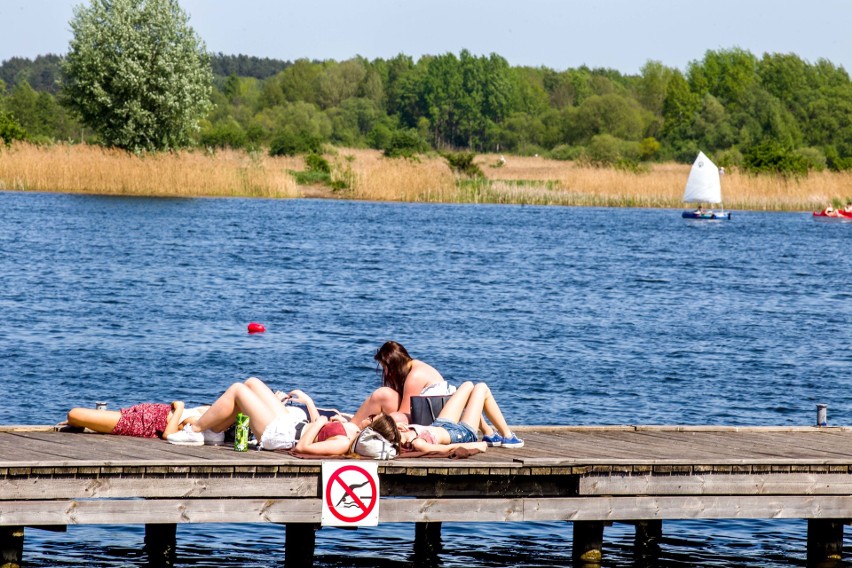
[1, 142, 849, 211]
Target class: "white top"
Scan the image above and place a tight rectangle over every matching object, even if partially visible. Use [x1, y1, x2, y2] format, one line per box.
[683, 151, 722, 204]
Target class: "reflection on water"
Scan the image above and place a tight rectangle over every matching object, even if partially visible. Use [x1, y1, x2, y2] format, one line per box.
[1, 192, 851, 567]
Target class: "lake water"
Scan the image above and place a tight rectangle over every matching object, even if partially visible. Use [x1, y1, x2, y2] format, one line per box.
[1, 191, 850, 566]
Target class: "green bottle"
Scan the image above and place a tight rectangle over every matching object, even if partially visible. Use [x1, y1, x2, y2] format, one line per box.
[234, 412, 250, 452]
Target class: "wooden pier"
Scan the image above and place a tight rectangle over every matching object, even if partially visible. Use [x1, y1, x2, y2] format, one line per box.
[2, 424, 852, 567]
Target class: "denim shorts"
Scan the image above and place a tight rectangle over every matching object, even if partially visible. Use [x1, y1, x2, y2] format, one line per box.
[432, 418, 478, 443]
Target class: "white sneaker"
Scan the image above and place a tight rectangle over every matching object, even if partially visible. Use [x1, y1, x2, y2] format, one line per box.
[167, 424, 204, 446]
[203, 429, 225, 445]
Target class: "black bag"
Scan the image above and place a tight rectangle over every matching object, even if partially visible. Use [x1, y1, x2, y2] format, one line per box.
[410, 395, 451, 425]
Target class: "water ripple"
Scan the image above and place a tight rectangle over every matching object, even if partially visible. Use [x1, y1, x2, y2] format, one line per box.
[1, 194, 851, 566]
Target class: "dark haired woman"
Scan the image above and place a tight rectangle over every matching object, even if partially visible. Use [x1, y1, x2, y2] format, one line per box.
[350, 341, 446, 427]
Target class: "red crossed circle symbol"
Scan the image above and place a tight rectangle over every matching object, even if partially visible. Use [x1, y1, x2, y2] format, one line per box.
[325, 464, 378, 523]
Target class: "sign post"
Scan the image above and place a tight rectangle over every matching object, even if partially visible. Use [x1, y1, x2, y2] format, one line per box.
[321, 462, 380, 527]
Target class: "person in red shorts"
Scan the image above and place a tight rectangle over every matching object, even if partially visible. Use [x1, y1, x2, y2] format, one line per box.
[64, 401, 193, 440]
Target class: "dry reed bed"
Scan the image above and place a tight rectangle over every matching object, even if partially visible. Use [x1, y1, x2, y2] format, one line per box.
[476, 154, 851, 211]
[341, 148, 456, 202]
[1, 144, 849, 210]
[0, 143, 300, 198]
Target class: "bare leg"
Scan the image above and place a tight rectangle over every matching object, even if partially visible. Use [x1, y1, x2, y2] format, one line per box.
[459, 383, 512, 438]
[351, 386, 401, 425]
[67, 408, 122, 434]
[244, 377, 286, 411]
[191, 381, 280, 438]
[435, 381, 474, 423]
[479, 415, 496, 437]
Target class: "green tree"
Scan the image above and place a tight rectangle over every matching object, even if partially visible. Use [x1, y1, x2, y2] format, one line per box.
[636, 60, 673, 116]
[0, 110, 26, 145]
[661, 70, 701, 147]
[62, 0, 213, 152]
[261, 101, 332, 156]
[688, 48, 758, 106]
[565, 93, 648, 143]
[327, 97, 383, 147]
[316, 59, 367, 109]
[742, 139, 809, 176]
[274, 59, 324, 105]
[198, 116, 247, 149]
[6, 81, 80, 140]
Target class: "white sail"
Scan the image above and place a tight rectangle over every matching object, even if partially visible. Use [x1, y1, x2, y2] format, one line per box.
[682, 151, 722, 204]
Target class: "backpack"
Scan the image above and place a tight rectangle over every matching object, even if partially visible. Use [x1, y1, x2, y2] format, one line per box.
[351, 426, 398, 460]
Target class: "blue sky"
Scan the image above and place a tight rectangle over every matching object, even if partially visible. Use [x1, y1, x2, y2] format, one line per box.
[2, 0, 851, 74]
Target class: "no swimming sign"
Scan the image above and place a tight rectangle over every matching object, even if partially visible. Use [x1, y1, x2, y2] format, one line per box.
[321, 462, 380, 526]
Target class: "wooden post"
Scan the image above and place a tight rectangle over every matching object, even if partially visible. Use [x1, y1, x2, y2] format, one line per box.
[285, 523, 318, 568]
[414, 521, 443, 555]
[572, 521, 604, 565]
[807, 519, 844, 567]
[144, 523, 176, 568]
[0, 526, 24, 568]
[633, 520, 662, 565]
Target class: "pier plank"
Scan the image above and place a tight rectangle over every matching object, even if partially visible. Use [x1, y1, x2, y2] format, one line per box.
[0, 476, 318, 500]
[579, 473, 852, 496]
[2, 495, 852, 525]
[569, 431, 738, 460]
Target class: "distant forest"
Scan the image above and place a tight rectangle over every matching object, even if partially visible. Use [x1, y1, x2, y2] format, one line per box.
[3, 49, 852, 173]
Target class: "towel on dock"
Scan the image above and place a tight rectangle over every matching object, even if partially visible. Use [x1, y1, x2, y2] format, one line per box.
[285, 446, 482, 460]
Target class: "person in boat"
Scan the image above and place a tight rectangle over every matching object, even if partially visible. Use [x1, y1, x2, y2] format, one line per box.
[389, 380, 523, 452]
[349, 341, 449, 426]
[844, 202, 852, 213]
[63, 400, 206, 440]
[824, 205, 838, 216]
[167, 376, 324, 449]
[694, 205, 705, 215]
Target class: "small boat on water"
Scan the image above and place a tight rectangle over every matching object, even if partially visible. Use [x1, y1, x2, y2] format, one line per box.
[681, 151, 731, 220]
[812, 208, 852, 220]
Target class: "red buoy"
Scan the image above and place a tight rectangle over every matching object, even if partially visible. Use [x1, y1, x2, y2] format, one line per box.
[247, 322, 265, 334]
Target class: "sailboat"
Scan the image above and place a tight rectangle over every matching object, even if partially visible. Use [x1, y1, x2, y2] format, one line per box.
[681, 151, 731, 219]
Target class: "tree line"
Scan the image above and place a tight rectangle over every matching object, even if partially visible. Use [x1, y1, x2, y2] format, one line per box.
[3, 41, 852, 174]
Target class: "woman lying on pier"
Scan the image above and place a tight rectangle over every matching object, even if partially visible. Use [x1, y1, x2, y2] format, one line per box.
[63, 401, 207, 440]
[295, 380, 523, 457]
[393, 380, 524, 451]
[167, 376, 323, 449]
[350, 340, 451, 427]
[293, 412, 399, 457]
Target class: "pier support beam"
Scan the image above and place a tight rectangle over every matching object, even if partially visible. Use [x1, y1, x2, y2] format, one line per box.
[144, 523, 176, 568]
[807, 519, 844, 568]
[572, 521, 604, 565]
[0, 526, 23, 568]
[414, 521, 443, 556]
[633, 520, 662, 566]
[285, 523, 318, 568]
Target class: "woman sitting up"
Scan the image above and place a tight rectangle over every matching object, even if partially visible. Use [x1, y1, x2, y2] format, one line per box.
[351, 341, 448, 426]
[64, 401, 200, 440]
[167, 377, 320, 450]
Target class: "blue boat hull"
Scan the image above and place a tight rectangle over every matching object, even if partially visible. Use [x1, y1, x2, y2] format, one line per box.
[682, 211, 732, 220]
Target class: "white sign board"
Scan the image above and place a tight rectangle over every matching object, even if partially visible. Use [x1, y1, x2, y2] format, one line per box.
[321, 461, 380, 526]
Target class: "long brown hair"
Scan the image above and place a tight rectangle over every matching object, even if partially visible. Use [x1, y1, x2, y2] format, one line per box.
[373, 341, 412, 403]
[369, 413, 402, 453]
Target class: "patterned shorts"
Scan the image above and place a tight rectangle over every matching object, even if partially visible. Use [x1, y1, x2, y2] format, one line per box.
[112, 403, 170, 438]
